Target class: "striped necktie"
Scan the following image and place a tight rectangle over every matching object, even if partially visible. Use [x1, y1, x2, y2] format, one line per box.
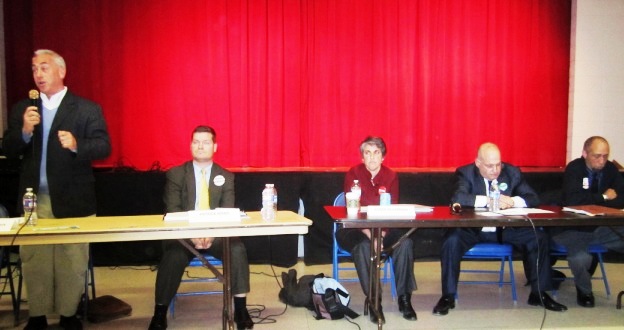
[199, 168, 210, 210]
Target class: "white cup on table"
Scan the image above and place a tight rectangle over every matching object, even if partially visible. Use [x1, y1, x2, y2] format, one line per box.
[345, 192, 360, 216]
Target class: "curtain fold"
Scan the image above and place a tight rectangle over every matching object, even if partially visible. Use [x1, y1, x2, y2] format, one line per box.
[4, 0, 571, 169]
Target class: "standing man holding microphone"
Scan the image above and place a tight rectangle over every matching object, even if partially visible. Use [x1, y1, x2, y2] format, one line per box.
[3, 49, 111, 330]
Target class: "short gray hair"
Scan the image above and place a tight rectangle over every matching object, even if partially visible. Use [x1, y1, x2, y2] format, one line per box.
[33, 49, 66, 70]
[359, 136, 387, 157]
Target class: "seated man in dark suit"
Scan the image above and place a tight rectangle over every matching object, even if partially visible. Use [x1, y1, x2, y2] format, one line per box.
[149, 125, 253, 330]
[552, 136, 624, 308]
[433, 142, 567, 316]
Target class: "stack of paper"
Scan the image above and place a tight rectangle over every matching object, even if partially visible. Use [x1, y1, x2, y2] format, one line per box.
[367, 205, 417, 219]
[493, 208, 555, 216]
[164, 208, 243, 222]
[0, 218, 18, 232]
[562, 205, 624, 217]
[361, 204, 433, 213]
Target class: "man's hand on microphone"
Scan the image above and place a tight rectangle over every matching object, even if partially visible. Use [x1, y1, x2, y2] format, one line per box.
[58, 130, 77, 151]
[22, 106, 40, 134]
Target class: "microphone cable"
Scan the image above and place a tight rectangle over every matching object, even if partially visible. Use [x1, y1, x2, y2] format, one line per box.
[3, 92, 41, 305]
[522, 214, 547, 330]
[249, 233, 284, 327]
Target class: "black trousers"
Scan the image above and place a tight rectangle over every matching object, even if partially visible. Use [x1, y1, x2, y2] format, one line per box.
[440, 227, 552, 296]
[154, 238, 250, 305]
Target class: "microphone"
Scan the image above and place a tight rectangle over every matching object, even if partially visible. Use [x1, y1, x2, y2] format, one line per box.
[29, 89, 39, 112]
[450, 202, 463, 215]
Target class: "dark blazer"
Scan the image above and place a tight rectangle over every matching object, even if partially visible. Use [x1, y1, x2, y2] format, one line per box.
[563, 157, 624, 209]
[163, 161, 235, 212]
[451, 162, 540, 208]
[2, 91, 111, 217]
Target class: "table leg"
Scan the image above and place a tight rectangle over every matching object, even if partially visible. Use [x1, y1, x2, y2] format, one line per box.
[176, 239, 233, 329]
[222, 237, 234, 330]
[367, 227, 384, 330]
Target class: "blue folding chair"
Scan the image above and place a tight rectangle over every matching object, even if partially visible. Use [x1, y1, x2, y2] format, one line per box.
[332, 192, 397, 299]
[0, 247, 21, 326]
[551, 242, 610, 296]
[79, 249, 96, 321]
[458, 242, 517, 303]
[0, 205, 23, 326]
[169, 253, 223, 318]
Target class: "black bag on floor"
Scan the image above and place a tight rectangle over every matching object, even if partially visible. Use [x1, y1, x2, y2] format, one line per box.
[86, 295, 132, 323]
[278, 269, 316, 310]
[310, 274, 359, 320]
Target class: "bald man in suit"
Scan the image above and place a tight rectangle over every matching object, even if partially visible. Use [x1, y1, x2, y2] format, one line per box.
[432, 143, 566, 316]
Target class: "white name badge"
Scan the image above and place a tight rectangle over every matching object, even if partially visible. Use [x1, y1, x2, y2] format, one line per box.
[187, 208, 242, 223]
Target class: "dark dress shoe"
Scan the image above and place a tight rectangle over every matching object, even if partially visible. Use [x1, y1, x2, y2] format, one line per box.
[59, 315, 82, 330]
[149, 304, 168, 330]
[398, 294, 417, 320]
[432, 295, 455, 316]
[234, 307, 254, 329]
[24, 316, 48, 330]
[148, 313, 167, 330]
[577, 289, 595, 308]
[528, 292, 567, 312]
[368, 303, 385, 324]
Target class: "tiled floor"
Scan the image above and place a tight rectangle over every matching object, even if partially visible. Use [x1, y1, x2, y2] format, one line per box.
[1, 259, 624, 329]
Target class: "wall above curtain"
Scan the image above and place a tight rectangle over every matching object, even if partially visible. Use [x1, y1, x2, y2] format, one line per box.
[3, 0, 571, 170]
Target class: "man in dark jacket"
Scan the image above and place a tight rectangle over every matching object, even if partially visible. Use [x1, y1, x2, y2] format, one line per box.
[432, 143, 566, 316]
[2, 49, 111, 330]
[553, 136, 624, 307]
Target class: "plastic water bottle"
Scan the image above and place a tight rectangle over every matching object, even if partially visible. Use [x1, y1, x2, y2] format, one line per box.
[489, 180, 500, 212]
[261, 184, 277, 221]
[350, 180, 361, 199]
[23, 187, 38, 226]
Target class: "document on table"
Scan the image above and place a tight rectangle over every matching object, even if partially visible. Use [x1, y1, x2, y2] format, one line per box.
[164, 208, 247, 222]
[0, 218, 18, 232]
[360, 204, 434, 213]
[562, 205, 624, 217]
[478, 208, 555, 216]
[363, 204, 433, 219]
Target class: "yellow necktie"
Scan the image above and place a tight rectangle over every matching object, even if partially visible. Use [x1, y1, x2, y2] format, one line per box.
[199, 168, 210, 210]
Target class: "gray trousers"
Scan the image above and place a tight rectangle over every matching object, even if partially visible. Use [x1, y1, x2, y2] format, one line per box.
[154, 237, 250, 305]
[20, 194, 89, 317]
[552, 226, 624, 294]
[336, 228, 417, 298]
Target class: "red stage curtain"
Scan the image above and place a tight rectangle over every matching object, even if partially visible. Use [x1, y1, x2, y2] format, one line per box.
[3, 0, 571, 169]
